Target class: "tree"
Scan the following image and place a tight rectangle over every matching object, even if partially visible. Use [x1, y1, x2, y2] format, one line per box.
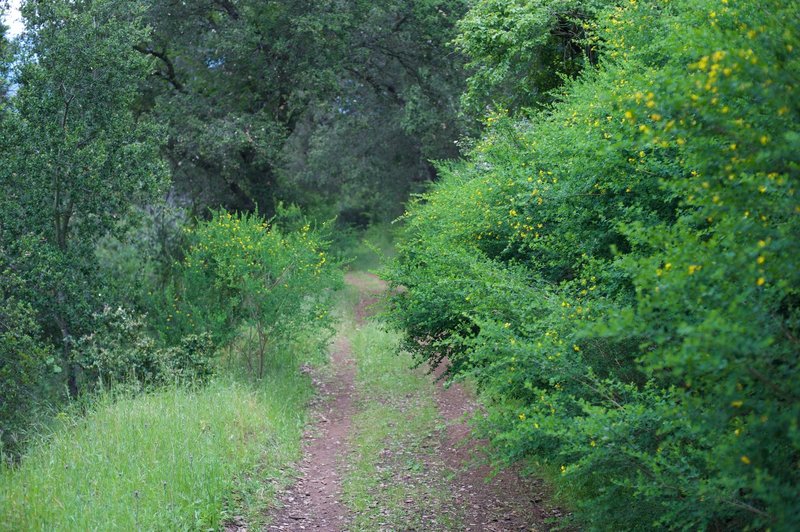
[280, 0, 471, 224]
[1, 0, 167, 396]
[0, 6, 11, 101]
[455, 0, 612, 115]
[135, 0, 470, 222]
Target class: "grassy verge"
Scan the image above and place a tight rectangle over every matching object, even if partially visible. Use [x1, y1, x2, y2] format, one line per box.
[342, 314, 461, 530]
[0, 367, 312, 530]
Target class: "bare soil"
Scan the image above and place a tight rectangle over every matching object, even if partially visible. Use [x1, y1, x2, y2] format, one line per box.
[433, 366, 561, 531]
[266, 338, 356, 530]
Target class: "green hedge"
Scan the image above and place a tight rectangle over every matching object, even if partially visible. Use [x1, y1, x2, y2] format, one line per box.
[386, 0, 799, 529]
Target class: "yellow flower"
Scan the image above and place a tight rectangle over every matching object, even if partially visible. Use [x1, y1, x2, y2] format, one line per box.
[731, 400, 743, 408]
[757, 277, 765, 286]
[741, 455, 751, 465]
[519, 413, 526, 421]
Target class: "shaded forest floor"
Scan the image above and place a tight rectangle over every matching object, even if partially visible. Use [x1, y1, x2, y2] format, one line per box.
[263, 272, 563, 531]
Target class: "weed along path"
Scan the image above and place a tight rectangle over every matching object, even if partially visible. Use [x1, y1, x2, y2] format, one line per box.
[265, 272, 555, 531]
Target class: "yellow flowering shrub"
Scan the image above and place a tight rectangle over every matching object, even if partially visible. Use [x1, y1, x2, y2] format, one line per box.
[151, 209, 341, 378]
[387, 0, 799, 528]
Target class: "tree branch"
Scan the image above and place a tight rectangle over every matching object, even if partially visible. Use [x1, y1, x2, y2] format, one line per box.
[133, 45, 184, 92]
[213, 0, 240, 20]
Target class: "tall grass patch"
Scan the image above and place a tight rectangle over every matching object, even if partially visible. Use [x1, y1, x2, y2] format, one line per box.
[0, 375, 311, 530]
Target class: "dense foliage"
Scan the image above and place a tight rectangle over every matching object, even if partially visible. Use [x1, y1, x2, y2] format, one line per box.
[0, 0, 168, 444]
[387, 0, 799, 528]
[137, 0, 470, 223]
[148, 209, 341, 378]
[455, 0, 610, 114]
[3, 0, 798, 528]
[0, 269, 54, 450]
[0, 0, 340, 452]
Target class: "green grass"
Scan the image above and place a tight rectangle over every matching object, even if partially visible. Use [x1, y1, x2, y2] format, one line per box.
[342, 318, 462, 530]
[334, 223, 397, 272]
[0, 371, 312, 531]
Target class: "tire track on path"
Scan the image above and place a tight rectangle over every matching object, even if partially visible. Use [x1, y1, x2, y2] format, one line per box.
[266, 321, 358, 529]
[265, 272, 560, 531]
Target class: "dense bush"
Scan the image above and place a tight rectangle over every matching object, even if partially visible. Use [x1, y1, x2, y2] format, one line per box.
[74, 306, 215, 390]
[387, 0, 799, 529]
[148, 209, 342, 378]
[455, 0, 611, 113]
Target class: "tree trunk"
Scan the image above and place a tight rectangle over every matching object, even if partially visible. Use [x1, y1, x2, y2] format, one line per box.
[54, 185, 77, 396]
[54, 298, 78, 398]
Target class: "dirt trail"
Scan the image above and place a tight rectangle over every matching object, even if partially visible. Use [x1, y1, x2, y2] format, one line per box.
[267, 337, 357, 530]
[433, 370, 558, 531]
[265, 272, 555, 531]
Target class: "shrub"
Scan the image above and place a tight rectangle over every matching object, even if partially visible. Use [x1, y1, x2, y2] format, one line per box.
[74, 306, 214, 390]
[0, 269, 54, 454]
[148, 209, 342, 378]
[455, 0, 613, 114]
[387, 0, 800, 529]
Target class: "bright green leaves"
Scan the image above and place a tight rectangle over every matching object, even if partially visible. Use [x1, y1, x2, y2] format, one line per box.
[456, 0, 613, 115]
[149, 209, 342, 379]
[387, 0, 800, 529]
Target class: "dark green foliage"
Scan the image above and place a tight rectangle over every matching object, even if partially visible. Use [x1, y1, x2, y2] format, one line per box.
[1, 0, 167, 396]
[455, 0, 612, 115]
[0, 11, 10, 100]
[137, 0, 470, 223]
[387, 0, 800, 528]
[74, 307, 215, 389]
[279, 0, 471, 223]
[0, 267, 54, 454]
